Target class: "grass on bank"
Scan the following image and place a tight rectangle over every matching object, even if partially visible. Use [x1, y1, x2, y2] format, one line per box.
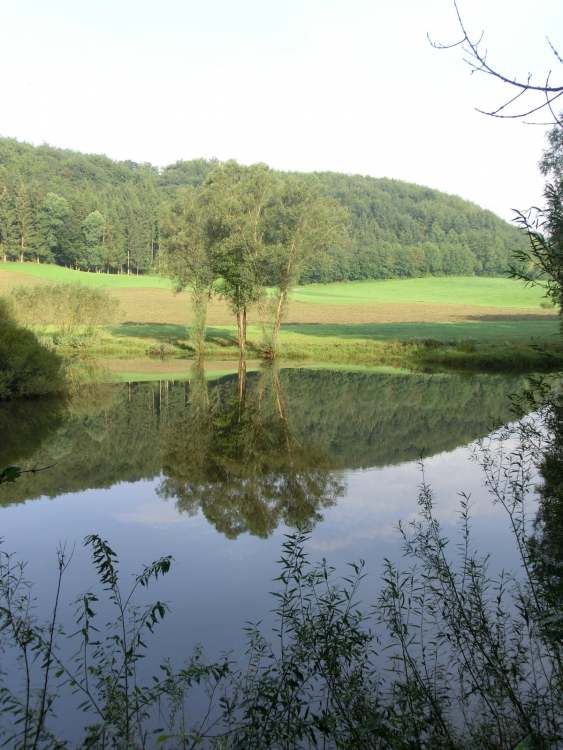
[61, 318, 563, 375]
[99, 358, 416, 383]
[105, 318, 561, 347]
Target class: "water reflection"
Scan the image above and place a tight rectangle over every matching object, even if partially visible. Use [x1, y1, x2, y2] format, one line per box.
[0, 394, 63, 467]
[159, 361, 343, 537]
[0, 364, 529, 538]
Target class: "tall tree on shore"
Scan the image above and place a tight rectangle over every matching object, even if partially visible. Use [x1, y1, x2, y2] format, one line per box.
[161, 187, 215, 356]
[264, 176, 348, 354]
[206, 162, 275, 357]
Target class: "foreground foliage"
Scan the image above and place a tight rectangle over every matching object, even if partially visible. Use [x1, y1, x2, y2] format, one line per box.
[511, 115, 563, 335]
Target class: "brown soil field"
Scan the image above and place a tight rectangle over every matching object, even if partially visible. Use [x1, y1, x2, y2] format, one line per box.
[0, 270, 49, 291]
[110, 287, 552, 327]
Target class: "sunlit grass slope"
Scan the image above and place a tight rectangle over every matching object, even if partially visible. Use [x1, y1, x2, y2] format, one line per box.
[0, 262, 548, 308]
[0, 262, 170, 289]
[290, 277, 548, 308]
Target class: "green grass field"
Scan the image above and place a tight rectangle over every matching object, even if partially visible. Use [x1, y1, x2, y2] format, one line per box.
[290, 277, 548, 308]
[0, 262, 549, 308]
[0, 262, 171, 289]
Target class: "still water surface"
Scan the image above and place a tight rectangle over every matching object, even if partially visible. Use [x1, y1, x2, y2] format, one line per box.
[0, 366, 531, 665]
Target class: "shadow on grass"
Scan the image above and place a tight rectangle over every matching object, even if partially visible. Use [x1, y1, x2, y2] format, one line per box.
[283, 319, 561, 343]
[205, 327, 238, 347]
[112, 323, 247, 351]
[466, 313, 559, 322]
[112, 322, 189, 340]
[206, 327, 264, 354]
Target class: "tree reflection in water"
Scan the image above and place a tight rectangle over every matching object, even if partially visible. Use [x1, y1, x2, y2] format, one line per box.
[0, 366, 531, 510]
[159, 358, 344, 538]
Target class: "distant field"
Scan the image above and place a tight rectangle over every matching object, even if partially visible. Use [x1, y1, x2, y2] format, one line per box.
[291, 277, 548, 309]
[0, 262, 170, 289]
[0, 262, 549, 308]
[0, 262, 554, 333]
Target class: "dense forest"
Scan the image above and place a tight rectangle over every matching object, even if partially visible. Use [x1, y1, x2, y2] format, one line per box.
[0, 138, 527, 281]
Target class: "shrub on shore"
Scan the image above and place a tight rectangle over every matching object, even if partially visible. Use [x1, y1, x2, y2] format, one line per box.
[10, 282, 120, 335]
[0, 299, 65, 400]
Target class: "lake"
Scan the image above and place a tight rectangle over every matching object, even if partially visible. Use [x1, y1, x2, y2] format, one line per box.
[0, 364, 539, 738]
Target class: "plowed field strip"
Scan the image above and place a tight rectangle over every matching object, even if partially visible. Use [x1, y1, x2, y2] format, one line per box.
[110, 288, 553, 326]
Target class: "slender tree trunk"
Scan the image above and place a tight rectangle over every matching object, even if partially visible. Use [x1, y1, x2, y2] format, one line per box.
[236, 308, 246, 358]
[192, 287, 209, 358]
[269, 249, 295, 357]
[271, 288, 288, 355]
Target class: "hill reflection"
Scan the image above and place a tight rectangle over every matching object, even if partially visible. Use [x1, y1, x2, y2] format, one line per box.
[0, 365, 526, 538]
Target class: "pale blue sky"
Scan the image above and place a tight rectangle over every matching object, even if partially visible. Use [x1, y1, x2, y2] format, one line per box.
[1, 0, 561, 218]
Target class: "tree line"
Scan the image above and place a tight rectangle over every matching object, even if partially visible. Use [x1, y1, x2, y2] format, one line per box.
[0, 137, 527, 280]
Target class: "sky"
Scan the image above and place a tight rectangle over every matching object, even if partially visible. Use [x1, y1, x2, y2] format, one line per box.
[0, 0, 561, 220]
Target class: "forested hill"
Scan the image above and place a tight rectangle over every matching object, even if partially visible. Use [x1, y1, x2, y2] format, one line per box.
[0, 137, 527, 281]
